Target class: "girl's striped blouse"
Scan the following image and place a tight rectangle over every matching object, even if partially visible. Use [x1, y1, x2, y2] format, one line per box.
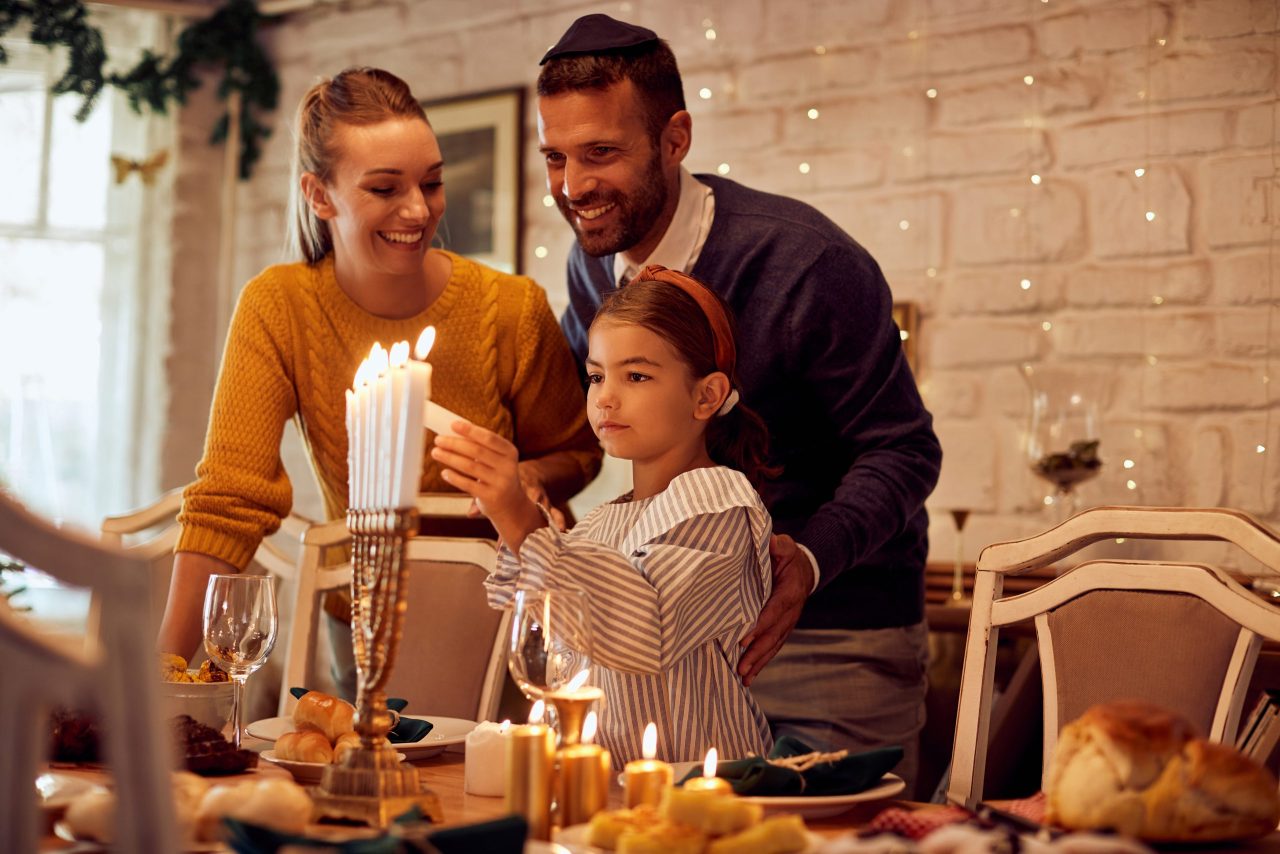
[486, 465, 774, 767]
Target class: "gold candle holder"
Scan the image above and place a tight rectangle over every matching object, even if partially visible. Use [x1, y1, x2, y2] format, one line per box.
[506, 722, 555, 840]
[546, 686, 603, 746]
[312, 507, 442, 827]
[624, 722, 673, 808]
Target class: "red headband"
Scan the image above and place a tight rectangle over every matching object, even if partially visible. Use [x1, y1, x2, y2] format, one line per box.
[632, 265, 736, 376]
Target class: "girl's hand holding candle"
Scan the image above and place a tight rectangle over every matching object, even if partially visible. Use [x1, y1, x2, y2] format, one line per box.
[624, 722, 673, 808]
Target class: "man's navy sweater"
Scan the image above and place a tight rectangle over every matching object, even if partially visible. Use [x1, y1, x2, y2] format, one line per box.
[561, 175, 942, 630]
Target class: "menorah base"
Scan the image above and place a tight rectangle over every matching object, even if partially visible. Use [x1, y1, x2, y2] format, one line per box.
[311, 745, 443, 827]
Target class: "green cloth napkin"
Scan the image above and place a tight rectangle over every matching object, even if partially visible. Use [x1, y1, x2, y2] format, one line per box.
[289, 687, 434, 743]
[221, 811, 527, 854]
[677, 736, 903, 796]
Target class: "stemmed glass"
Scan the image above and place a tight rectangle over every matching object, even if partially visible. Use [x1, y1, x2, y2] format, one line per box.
[203, 574, 278, 748]
[507, 589, 598, 744]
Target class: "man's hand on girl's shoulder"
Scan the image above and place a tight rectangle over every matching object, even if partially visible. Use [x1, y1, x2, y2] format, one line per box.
[737, 534, 811, 686]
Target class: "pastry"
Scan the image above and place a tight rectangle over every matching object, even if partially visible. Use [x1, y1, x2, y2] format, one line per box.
[275, 728, 333, 764]
[293, 690, 355, 742]
[1046, 700, 1280, 841]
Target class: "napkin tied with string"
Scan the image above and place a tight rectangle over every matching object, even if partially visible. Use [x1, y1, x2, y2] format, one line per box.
[290, 687, 434, 743]
[678, 735, 903, 796]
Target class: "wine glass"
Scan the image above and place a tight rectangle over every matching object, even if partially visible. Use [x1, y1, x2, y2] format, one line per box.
[203, 574, 278, 747]
[1023, 365, 1104, 522]
[949, 509, 970, 603]
[507, 589, 598, 744]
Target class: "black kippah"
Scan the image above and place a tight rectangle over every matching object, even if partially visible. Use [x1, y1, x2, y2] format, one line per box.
[540, 13, 659, 65]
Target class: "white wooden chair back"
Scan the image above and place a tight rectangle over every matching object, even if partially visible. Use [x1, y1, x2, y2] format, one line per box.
[278, 493, 507, 723]
[948, 505, 1280, 809]
[1, 491, 178, 853]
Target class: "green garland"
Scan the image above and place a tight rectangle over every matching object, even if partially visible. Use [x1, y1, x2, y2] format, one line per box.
[0, 0, 278, 179]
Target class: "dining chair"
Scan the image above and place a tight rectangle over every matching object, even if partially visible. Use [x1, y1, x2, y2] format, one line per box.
[101, 489, 312, 720]
[1, 490, 178, 853]
[277, 493, 509, 723]
[948, 505, 1280, 809]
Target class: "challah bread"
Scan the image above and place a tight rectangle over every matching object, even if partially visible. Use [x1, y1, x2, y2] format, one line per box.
[1046, 700, 1280, 841]
[333, 731, 362, 763]
[275, 728, 333, 763]
[195, 778, 313, 841]
[292, 691, 355, 742]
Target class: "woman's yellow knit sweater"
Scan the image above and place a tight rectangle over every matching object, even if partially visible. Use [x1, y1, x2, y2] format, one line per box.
[176, 251, 601, 570]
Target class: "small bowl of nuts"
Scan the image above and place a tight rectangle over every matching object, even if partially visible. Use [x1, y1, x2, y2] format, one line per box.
[157, 654, 233, 732]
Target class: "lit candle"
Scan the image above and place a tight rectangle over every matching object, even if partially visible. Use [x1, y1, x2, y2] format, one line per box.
[345, 387, 356, 508]
[414, 324, 472, 439]
[557, 710, 611, 827]
[684, 747, 732, 794]
[661, 747, 755, 834]
[352, 358, 373, 510]
[363, 343, 380, 509]
[397, 337, 428, 508]
[505, 701, 554, 841]
[624, 722, 673, 808]
[464, 719, 510, 796]
[372, 343, 393, 506]
[546, 669, 604, 747]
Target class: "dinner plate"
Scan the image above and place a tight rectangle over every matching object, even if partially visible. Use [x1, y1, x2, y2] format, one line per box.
[259, 749, 407, 784]
[553, 823, 826, 852]
[36, 772, 106, 812]
[740, 773, 906, 819]
[53, 820, 225, 852]
[245, 715, 476, 758]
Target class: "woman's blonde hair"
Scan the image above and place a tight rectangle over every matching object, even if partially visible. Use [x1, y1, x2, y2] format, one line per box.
[288, 67, 428, 263]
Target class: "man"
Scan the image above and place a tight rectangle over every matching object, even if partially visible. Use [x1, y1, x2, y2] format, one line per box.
[536, 15, 942, 790]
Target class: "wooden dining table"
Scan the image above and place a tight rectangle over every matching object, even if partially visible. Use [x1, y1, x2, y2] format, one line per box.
[38, 742, 1280, 851]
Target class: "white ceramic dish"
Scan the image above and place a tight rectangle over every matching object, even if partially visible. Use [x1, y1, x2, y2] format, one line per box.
[53, 820, 225, 852]
[553, 823, 826, 852]
[36, 772, 106, 813]
[740, 773, 907, 819]
[246, 715, 476, 758]
[259, 749, 408, 784]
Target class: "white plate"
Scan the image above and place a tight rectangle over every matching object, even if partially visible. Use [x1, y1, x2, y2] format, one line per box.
[54, 820, 225, 852]
[259, 749, 407, 784]
[553, 823, 826, 852]
[740, 773, 906, 819]
[245, 715, 476, 758]
[36, 772, 106, 812]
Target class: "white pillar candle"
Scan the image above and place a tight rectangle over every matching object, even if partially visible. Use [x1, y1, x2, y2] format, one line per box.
[464, 719, 511, 796]
[423, 400, 470, 438]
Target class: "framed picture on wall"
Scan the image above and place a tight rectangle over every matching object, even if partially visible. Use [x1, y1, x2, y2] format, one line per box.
[893, 301, 919, 374]
[421, 87, 524, 274]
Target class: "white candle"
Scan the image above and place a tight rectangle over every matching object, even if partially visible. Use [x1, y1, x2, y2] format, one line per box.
[370, 344, 392, 507]
[400, 357, 429, 507]
[464, 719, 511, 796]
[353, 359, 372, 510]
[364, 344, 379, 510]
[345, 388, 356, 508]
[423, 400, 470, 438]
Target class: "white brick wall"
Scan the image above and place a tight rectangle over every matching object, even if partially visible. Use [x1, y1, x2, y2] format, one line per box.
[161, 0, 1280, 573]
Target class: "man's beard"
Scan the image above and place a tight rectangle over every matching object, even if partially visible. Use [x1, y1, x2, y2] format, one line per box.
[556, 152, 668, 258]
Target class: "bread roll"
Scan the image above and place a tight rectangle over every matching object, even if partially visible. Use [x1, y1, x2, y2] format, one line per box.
[333, 731, 361, 764]
[1046, 700, 1280, 841]
[196, 779, 313, 841]
[275, 728, 333, 764]
[64, 790, 116, 843]
[293, 691, 355, 742]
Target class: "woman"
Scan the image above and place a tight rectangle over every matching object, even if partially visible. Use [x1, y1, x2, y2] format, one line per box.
[156, 68, 601, 696]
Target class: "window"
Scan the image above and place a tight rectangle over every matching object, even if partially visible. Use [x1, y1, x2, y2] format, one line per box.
[0, 10, 170, 528]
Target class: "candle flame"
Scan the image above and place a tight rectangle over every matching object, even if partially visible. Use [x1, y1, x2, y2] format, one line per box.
[642, 722, 657, 760]
[500, 719, 511, 733]
[567, 669, 590, 692]
[389, 340, 410, 369]
[354, 358, 373, 389]
[369, 342, 390, 376]
[703, 747, 718, 779]
[583, 711, 598, 744]
[529, 700, 546, 724]
[415, 326, 437, 360]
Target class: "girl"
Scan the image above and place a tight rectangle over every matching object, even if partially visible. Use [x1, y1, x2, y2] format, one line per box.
[432, 265, 775, 764]
[156, 68, 601, 697]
